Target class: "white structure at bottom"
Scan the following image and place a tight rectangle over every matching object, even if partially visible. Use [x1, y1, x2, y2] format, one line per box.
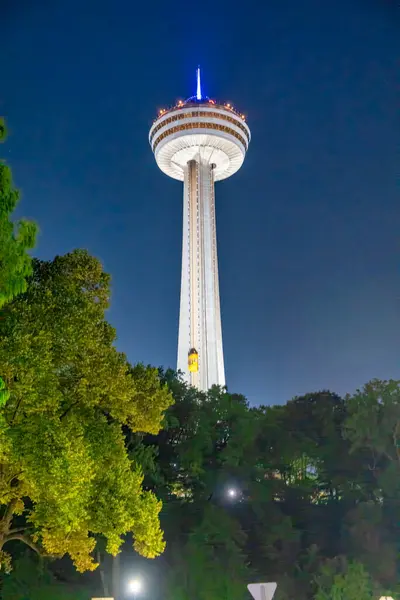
[149, 69, 251, 390]
[248, 582, 277, 600]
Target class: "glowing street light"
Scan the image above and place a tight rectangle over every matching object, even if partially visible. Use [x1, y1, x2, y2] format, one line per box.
[128, 578, 143, 598]
[227, 487, 238, 499]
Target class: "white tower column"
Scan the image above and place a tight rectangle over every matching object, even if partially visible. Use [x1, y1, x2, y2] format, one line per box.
[177, 158, 226, 390]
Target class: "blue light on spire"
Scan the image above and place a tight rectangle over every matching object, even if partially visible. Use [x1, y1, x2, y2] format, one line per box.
[196, 66, 202, 100]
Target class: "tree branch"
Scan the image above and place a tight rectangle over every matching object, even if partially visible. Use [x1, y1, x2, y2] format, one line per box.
[4, 533, 43, 556]
[60, 400, 80, 420]
[393, 420, 400, 463]
[383, 450, 394, 463]
[8, 470, 23, 485]
[8, 527, 28, 535]
[368, 449, 378, 471]
[9, 397, 23, 425]
[1, 498, 17, 532]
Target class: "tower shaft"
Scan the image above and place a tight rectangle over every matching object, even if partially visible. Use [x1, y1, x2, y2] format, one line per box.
[177, 158, 225, 390]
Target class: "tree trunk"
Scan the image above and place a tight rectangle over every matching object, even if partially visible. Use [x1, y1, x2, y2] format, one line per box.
[97, 550, 110, 597]
[112, 554, 121, 600]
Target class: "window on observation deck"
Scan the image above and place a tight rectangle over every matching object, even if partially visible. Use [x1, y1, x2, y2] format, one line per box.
[153, 122, 248, 152]
[150, 110, 249, 144]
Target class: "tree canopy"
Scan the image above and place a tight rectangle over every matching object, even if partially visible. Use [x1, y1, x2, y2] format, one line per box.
[0, 118, 37, 410]
[123, 375, 399, 600]
[1, 554, 89, 600]
[3, 373, 400, 598]
[0, 118, 37, 309]
[0, 250, 173, 573]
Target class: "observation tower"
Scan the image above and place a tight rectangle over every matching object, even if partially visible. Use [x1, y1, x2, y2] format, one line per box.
[149, 69, 251, 390]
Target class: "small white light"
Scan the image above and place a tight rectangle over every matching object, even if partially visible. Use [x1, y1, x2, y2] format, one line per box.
[227, 488, 237, 498]
[128, 578, 142, 594]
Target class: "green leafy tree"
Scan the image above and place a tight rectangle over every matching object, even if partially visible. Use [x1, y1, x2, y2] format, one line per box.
[2, 554, 90, 600]
[130, 377, 254, 600]
[0, 250, 173, 573]
[167, 504, 250, 600]
[0, 118, 37, 309]
[141, 384, 400, 600]
[29, 378, 398, 598]
[344, 379, 400, 495]
[314, 558, 376, 600]
[342, 380, 400, 588]
[0, 118, 37, 409]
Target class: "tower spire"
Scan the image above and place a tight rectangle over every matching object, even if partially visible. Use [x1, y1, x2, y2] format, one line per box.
[196, 66, 202, 101]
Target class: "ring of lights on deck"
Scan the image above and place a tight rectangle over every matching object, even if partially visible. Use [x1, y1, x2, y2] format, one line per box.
[149, 102, 251, 182]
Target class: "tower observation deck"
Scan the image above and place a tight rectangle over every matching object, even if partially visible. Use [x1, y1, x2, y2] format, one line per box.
[149, 69, 251, 390]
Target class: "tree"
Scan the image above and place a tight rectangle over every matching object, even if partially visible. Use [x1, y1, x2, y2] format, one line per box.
[129, 377, 254, 600]
[4, 371, 396, 597]
[344, 379, 400, 496]
[343, 380, 400, 588]
[0, 118, 37, 408]
[166, 504, 251, 600]
[2, 553, 90, 600]
[314, 558, 376, 600]
[0, 250, 173, 573]
[134, 382, 400, 600]
[0, 118, 37, 309]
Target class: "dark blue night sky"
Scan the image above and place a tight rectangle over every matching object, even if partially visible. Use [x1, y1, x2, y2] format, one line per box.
[3, 0, 399, 404]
